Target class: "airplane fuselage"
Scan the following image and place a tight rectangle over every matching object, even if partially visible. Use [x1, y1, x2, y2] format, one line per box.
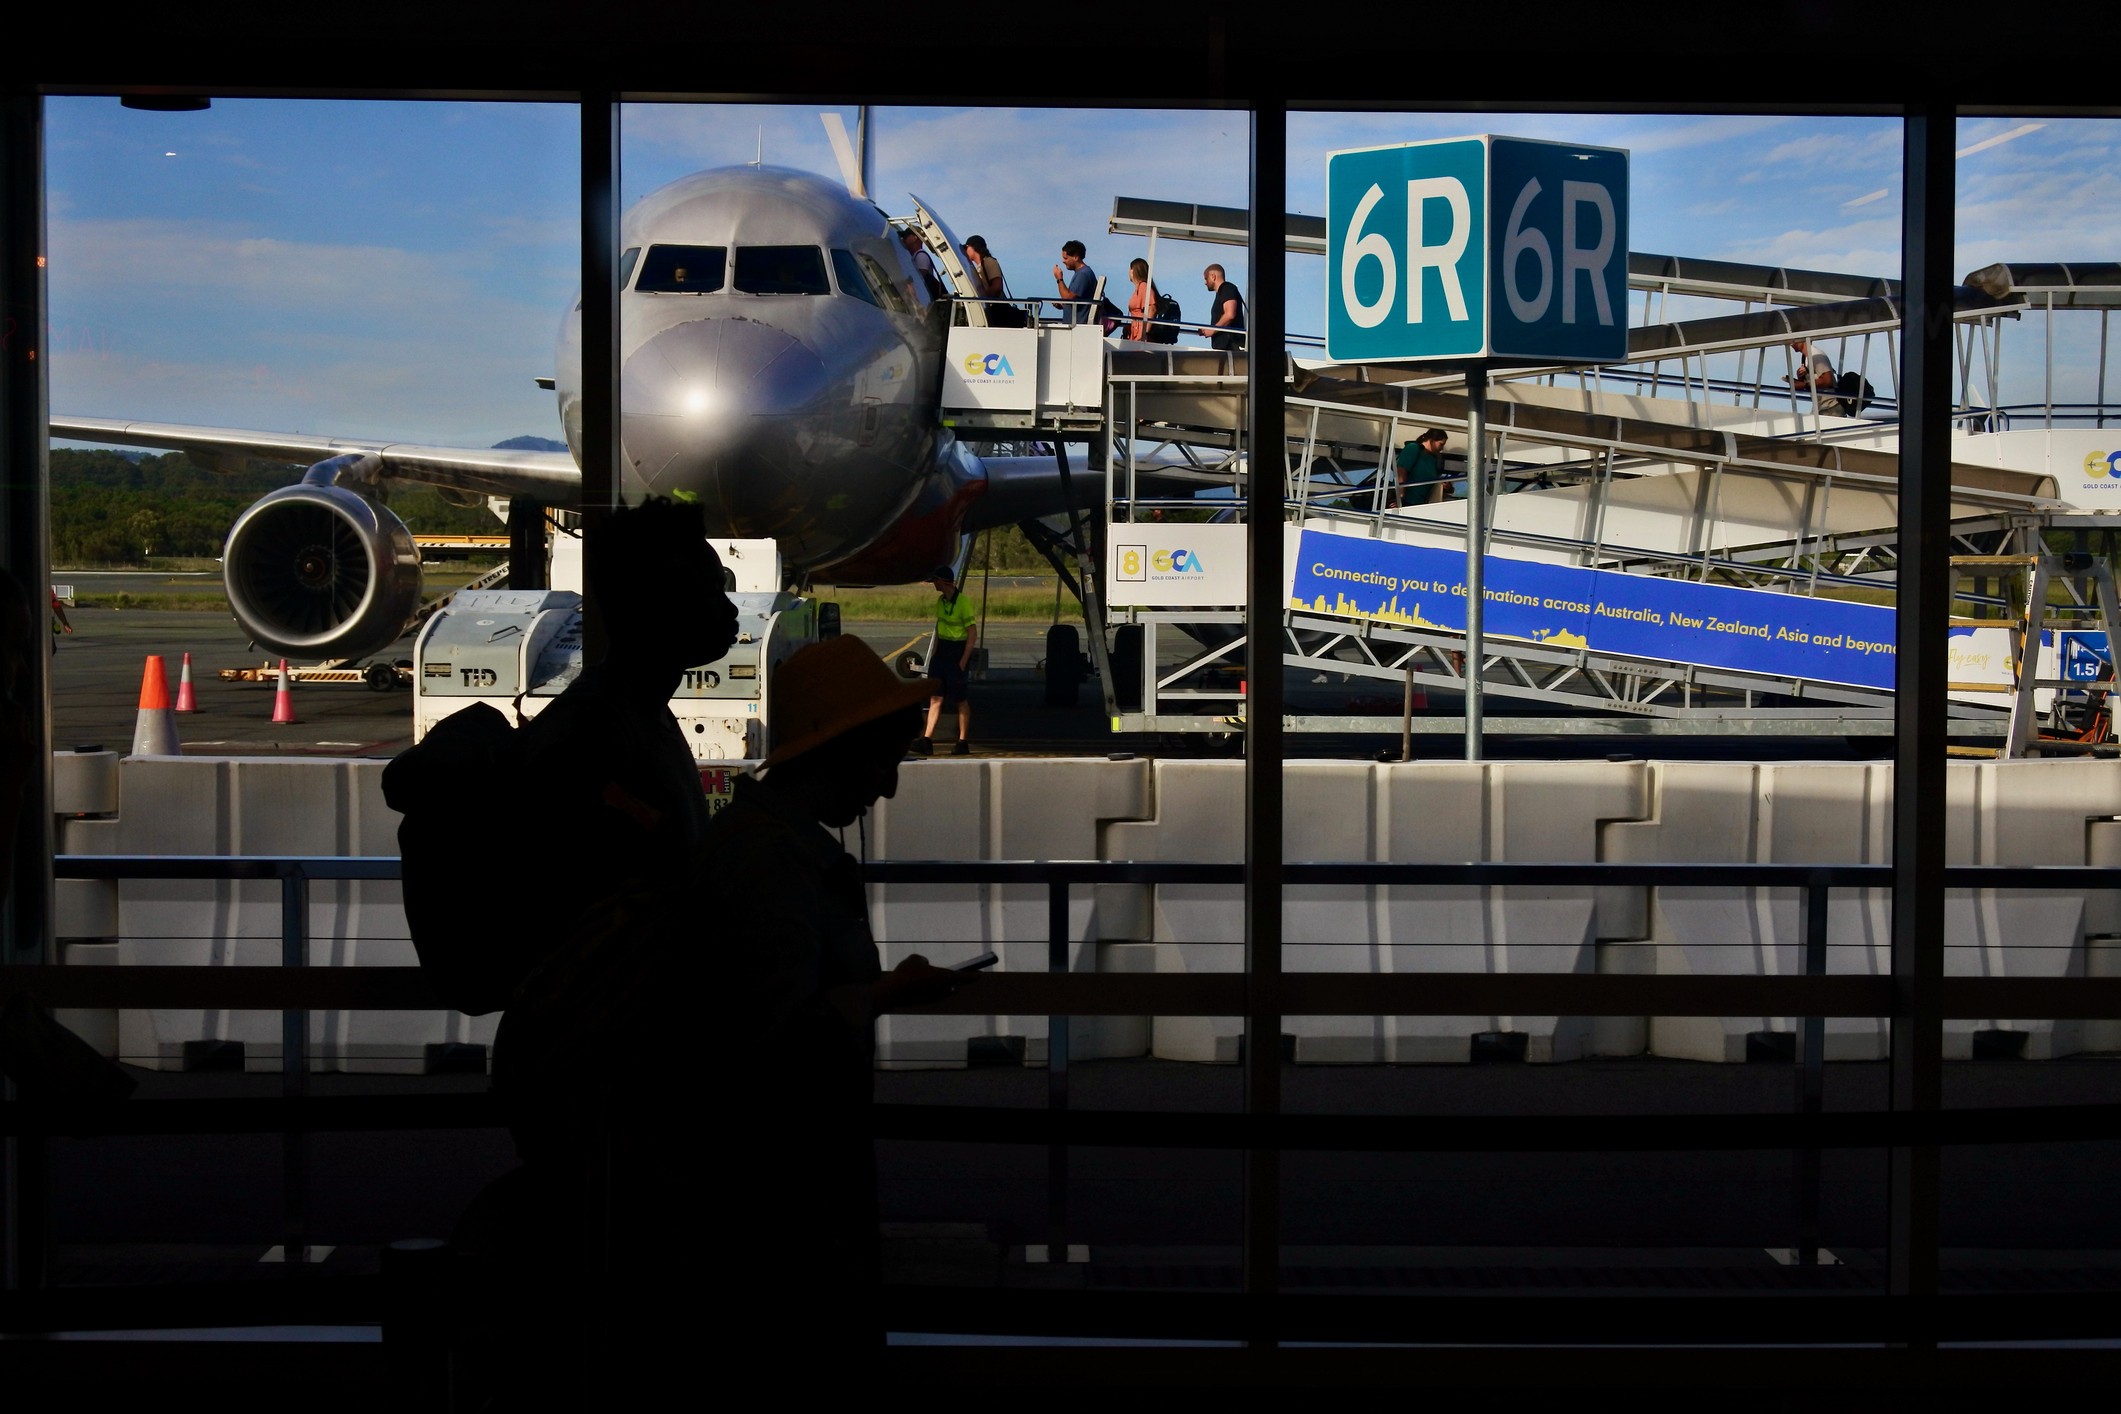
[555, 167, 979, 582]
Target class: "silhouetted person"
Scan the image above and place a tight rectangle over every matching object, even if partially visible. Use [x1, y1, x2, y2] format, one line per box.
[386, 498, 737, 1405]
[0, 565, 133, 1110]
[388, 496, 739, 1008]
[700, 636, 966, 1369]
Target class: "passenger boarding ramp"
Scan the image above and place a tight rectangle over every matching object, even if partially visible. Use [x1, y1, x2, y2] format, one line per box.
[948, 225, 2121, 754]
[1086, 349, 2118, 752]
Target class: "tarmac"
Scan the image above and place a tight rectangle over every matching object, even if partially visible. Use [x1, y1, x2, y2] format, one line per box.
[50, 606, 1891, 762]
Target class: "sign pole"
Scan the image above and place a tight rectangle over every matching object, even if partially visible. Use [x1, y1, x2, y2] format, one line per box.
[1464, 365, 1487, 761]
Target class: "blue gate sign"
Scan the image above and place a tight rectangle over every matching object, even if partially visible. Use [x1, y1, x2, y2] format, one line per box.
[2061, 631, 2112, 683]
[1287, 531, 1897, 691]
[1326, 135, 1629, 366]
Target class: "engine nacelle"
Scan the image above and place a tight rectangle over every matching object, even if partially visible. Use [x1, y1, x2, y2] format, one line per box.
[224, 482, 422, 662]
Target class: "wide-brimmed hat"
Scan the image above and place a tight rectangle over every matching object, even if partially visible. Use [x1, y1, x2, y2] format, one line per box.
[762, 635, 934, 769]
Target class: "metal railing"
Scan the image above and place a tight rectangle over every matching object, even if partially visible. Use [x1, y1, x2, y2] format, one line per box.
[7, 854, 2121, 1342]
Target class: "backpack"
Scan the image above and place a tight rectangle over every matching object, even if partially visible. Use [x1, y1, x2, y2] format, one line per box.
[381, 702, 544, 1015]
[1834, 370, 1876, 412]
[1149, 293, 1182, 344]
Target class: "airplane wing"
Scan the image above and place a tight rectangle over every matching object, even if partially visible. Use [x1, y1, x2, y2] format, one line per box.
[51, 416, 582, 505]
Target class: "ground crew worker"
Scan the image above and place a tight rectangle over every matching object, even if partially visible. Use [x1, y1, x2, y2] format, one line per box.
[917, 564, 979, 755]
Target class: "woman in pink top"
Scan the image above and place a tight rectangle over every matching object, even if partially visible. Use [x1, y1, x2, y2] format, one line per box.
[1125, 258, 1159, 342]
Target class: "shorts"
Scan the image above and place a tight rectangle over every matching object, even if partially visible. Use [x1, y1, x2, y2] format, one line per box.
[927, 642, 969, 706]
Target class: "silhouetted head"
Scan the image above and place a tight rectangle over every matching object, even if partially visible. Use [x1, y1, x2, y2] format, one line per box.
[761, 635, 931, 828]
[587, 497, 740, 670]
[768, 704, 923, 829]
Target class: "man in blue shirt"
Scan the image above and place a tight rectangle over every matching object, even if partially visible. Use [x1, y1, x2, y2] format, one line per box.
[1051, 240, 1097, 319]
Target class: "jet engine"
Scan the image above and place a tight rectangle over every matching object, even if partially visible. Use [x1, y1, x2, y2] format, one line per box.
[224, 479, 422, 662]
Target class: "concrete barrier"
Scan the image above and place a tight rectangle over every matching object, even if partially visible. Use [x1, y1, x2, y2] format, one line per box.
[1104, 759, 1648, 1064]
[1608, 759, 2121, 1063]
[1605, 762, 1893, 1063]
[63, 754, 486, 1073]
[865, 757, 1153, 1066]
[1945, 759, 2121, 1059]
[53, 753, 2120, 1070]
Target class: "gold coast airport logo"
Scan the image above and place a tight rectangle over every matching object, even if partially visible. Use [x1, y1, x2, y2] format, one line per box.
[2085, 450, 2121, 482]
[1115, 545, 1205, 581]
[962, 352, 1017, 377]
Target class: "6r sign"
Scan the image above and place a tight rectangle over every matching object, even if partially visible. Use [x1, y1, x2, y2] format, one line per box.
[1326, 135, 1628, 365]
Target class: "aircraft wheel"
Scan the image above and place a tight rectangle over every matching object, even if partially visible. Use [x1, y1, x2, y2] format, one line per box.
[365, 663, 400, 692]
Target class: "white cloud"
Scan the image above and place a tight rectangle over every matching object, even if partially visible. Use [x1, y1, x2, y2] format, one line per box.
[48, 218, 566, 447]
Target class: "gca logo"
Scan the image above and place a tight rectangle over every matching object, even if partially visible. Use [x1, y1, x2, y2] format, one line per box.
[1117, 545, 1204, 581]
[962, 352, 1016, 377]
[2083, 450, 2121, 480]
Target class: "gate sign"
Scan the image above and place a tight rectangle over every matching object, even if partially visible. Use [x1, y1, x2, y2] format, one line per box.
[1326, 135, 1629, 365]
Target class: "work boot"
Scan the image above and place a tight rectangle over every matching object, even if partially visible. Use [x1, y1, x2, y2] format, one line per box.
[911, 737, 934, 756]
[951, 740, 971, 757]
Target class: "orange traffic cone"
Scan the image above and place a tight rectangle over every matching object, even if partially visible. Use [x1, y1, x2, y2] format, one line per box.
[131, 656, 180, 756]
[271, 659, 298, 724]
[174, 652, 198, 712]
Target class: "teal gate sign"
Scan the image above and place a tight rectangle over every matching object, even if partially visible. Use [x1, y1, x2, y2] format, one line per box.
[1326, 135, 1629, 365]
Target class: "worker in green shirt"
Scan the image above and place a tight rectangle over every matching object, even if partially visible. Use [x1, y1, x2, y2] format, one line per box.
[1392, 428, 1452, 507]
[915, 564, 979, 756]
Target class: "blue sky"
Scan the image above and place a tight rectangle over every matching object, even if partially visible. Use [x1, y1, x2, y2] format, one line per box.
[47, 100, 2120, 449]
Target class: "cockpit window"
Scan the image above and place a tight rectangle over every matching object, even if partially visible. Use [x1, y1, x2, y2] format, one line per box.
[619, 246, 642, 289]
[636, 245, 726, 293]
[733, 246, 830, 295]
[833, 249, 910, 315]
[831, 249, 881, 308]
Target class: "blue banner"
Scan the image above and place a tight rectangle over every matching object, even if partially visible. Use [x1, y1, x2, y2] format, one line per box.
[1288, 530, 1898, 690]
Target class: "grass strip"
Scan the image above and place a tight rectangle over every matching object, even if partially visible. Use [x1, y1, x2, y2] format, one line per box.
[72, 594, 231, 612]
[816, 586, 1085, 623]
[62, 585, 1089, 622]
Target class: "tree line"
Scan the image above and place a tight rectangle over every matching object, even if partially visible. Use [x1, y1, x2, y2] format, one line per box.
[51, 450, 505, 565]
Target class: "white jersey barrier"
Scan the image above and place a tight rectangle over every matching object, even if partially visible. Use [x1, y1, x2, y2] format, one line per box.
[58, 754, 478, 1073]
[1606, 758, 2121, 1063]
[865, 757, 1153, 1068]
[1103, 760, 1650, 1064]
[51, 754, 2121, 1069]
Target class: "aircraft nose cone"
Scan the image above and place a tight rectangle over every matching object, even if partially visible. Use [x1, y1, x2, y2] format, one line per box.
[619, 318, 830, 512]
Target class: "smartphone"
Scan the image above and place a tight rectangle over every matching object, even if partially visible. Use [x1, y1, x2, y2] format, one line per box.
[951, 951, 999, 972]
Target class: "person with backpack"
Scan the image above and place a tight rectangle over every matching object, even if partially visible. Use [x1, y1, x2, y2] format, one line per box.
[1051, 239, 1098, 320]
[1125, 257, 1162, 342]
[899, 226, 943, 305]
[385, 496, 740, 1016]
[964, 234, 1021, 327]
[1197, 263, 1246, 351]
[1392, 428, 1453, 507]
[381, 497, 739, 1399]
[1787, 339, 1854, 417]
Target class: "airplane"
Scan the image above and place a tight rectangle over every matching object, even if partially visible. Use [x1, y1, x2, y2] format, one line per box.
[51, 165, 1121, 664]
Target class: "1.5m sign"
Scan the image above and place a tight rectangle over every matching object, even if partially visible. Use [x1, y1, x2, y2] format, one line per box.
[1326, 135, 1629, 365]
